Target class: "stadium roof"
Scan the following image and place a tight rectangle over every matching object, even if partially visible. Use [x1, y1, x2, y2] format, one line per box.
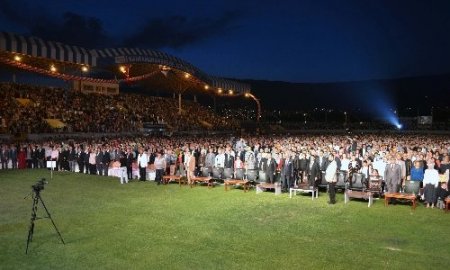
[0, 32, 250, 94]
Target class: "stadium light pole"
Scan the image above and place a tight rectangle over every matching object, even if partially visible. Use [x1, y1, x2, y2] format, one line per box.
[245, 93, 261, 122]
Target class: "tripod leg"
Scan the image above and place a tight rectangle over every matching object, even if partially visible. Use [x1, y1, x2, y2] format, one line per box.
[25, 195, 39, 254]
[37, 194, 65, 245]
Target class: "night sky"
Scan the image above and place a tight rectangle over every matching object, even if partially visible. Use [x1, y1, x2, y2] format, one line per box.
[2, 0, 450, 83]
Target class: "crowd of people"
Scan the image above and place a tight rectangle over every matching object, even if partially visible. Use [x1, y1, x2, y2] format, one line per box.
[0, 83, 239, 134]
[1, 134, 449, 207]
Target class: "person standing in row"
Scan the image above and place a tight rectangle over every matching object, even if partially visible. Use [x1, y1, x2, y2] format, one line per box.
[325, 154, 338, 204]
[137, 148, 149, 181]
[423, 159, 439, 208]
[154, 151, 166, 185]
[384, 156, 401, 193]
[307, 155, 320, 188]
[185, 151, 196, 185]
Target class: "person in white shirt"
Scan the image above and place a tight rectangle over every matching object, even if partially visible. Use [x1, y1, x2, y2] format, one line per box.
[340, 153, 350, 174]
[215, 148, 225, 169]
[325, 155, 338, 204]
[154, 151, 166, 185]
[423, 159, 439, 208]
[137, 148, 149, 181]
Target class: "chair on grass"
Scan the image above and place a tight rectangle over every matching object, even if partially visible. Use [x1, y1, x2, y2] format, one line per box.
[212, 167, 223, 179]
[235, 168, 244, 180]
[349, 173, 364, 190]
[223, 168, 233, 179]
[201, 166, 210, 177]
[246, 169, 257, 181]
[258, 171, 267, 183]
[404, 181, 420, 195]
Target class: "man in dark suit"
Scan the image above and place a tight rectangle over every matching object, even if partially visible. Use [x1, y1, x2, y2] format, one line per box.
[78, 146, 86, 174]
[224, 151, 235, 170]
[9, 145, 17, 169]
[0, 146, 8, 169]
[316, 150, 328, 185]
[38, 145, 45, 169]
[95, 148, 104, 176]
[384, 156, 402, 193]
[281, 153, 294, 191]
[102, 147, 111, 176]
[125, 148, 134, 180]
[265, 153, 277, 184]
[307, 155, 320, 188]
[31, 145, 39, 169]
[317, 150, 329, 172]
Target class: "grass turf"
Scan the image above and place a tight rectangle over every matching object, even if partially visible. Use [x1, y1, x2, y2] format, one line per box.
[0, 169, 448, 269]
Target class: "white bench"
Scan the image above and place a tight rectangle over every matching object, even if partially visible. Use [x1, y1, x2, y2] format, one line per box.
[289, 186, 318, 200]
[109, 167, 128, 184]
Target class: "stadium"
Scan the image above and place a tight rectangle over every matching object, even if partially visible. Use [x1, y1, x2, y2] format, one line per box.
[1, 2, 450, 269]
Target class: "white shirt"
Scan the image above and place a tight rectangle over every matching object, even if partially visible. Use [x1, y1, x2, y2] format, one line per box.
[340, 158, 350, 172]
[215, 153, 225, 168]
[137, 153, 149, 168]
[373, 159, 386, 175]
[154, 156, 165, 170]
[360, 166, 370, 179]
[325, 160, 337, 182]
[423, 168, 439, 187]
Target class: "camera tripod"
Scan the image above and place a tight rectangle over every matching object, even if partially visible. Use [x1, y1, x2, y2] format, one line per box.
[25, 188, 65, 254]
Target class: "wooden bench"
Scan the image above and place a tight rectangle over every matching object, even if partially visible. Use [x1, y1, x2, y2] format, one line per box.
[190, 176, 213, 188]
[384, 192, 416, 210]
[224, 179, 249, 192]
[256, 183, 282, 195]
[345, 190, 373, 207]
[289, 185, 318, 200]
[445, 198, 450, 213]
[162, 175, 185, 186]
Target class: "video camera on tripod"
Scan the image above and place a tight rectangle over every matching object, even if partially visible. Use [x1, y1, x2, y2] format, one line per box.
[32, 178, 48, 193]
[25, 177, 64, 254]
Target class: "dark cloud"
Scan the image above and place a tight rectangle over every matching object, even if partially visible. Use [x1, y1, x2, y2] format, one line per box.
[0, 0, 36, 27]
[29, 12, 111, 48]
[0, 0, 110, 48]
[122, 11, 242, 49]
[1, 0, 242, 50]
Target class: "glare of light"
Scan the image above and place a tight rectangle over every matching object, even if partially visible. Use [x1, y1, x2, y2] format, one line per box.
[228, 89, 233, 95]
[184, 73, 191, 79]
[50, 65, 57, 72]
[218, 88, 223, 94]
[14, 55, 21, 61]
[119, 66, 127, 73]
[245, 93, 250, 97]
[204, 85, 209, 90]
[81, 66, 89, 72]
[396, 124, 402, 129]
[160, 65, 171, 71]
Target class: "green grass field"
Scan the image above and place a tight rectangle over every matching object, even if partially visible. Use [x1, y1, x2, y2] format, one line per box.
[0, 169, 448, 269]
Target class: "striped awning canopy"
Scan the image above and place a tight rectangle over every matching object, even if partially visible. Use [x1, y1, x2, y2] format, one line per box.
[0, 32, 96, 66]
[0, 32, 251, 94]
